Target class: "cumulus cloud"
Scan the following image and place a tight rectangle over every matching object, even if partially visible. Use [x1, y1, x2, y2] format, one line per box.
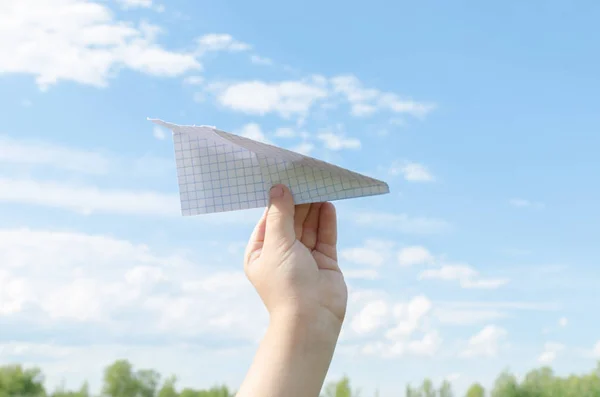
[434, 308, 507, 326]
[389, 161, 435, 182]
[274, 127, 297, 138]
[537, 342, 565, 365]
[250, 55, 273, 65]
[385, 295, 433, 341]
[238, 123, 271, 144]
[317, 131, 361, 151]
[419, 264, 509, 290]
[350, 294, 441, 358]
[340, 239, 395, 267]
[0, 228, 266, 340]
[209, 78, 328, 118]
[406, 330, 442, 356]
[116, 0, 153, 8]
[196, 33, 251, 53]
[397, 245, 434, 266]
[343, 269, 380, 280]
[291, 142, 314, 155]
[0, 0, 200, 88]
[330, 74, 435, 118]
[208, 75, 434, 121]
[183, 75, 204, 85]
[460, 325, 507, 358]
[351, 300, 389, 335]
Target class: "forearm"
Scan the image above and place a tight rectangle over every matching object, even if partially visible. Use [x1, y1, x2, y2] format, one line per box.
[236, 311, 341, 397]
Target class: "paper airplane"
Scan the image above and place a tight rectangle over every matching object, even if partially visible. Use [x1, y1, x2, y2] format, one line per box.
[150, 119, 389, 216]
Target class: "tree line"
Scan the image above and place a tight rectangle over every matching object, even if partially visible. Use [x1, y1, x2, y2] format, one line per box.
[1, 359, 599, 396]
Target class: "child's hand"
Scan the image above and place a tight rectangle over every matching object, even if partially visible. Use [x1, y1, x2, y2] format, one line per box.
[239, 184, 346, 397]
[244, 184, 348, 330]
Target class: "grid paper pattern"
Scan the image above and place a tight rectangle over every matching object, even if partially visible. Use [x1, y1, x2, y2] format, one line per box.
[150, 119, 390, 216]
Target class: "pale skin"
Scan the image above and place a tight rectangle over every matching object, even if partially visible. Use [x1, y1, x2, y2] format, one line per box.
[237, 184, 348, 397]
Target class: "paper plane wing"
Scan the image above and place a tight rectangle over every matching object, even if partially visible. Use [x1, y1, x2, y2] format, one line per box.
[150, 119, 390, 216]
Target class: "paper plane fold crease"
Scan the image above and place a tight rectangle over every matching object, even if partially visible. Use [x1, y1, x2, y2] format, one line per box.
[149, 119, 389, 215]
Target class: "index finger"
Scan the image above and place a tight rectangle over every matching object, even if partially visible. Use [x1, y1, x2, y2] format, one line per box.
[316, 202, 337, 259]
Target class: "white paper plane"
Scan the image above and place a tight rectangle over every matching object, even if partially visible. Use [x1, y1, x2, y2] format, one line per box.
[150, 119, 390, 216]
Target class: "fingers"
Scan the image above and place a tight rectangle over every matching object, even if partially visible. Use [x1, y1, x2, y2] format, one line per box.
[301, 202, 322, 250]
[244, 208, 267, 266]
[264, 184, 296, 251]
[316, 202, 337, 260]
[251, 207, 268, 244]
[293, 203, 311, 240]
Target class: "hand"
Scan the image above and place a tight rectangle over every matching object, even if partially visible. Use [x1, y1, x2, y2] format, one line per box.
[244, 184, 348, 329]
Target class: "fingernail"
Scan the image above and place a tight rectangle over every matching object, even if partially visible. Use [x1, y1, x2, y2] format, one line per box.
[270, 185, 284, 198]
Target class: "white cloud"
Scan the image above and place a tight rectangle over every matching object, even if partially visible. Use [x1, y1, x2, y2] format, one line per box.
[435, 300, 559, 327]
[407, 330, 441, 356]
[509, 198, 545, 209]
[351, 103, 378, 116]
[341, 247, 385, 266]
[274, 127, 297, 138]
[238, 123, 270, 144]
[351, 212, 450, 234]
[317, 131, 361, 151]
[0, 135, 111, 174]
[184, 75, 204, 85]
[250, 55, 273, 65]
[0, 228, 266, 339]
[210, 79, 328, 118]
[291, 142, 314, 155]
[419, 264, 509, 290]
[389, 161, 434, 182]
[460, 325, 507, 358]
[330, 74, 435, 118]
[351, 300, 389, 335]
[209, 75, 433, 121]
[0, 133, 179, 182]
[423, 265, 479, 282]
[397, 245, 433, 266]
[559, 317, 568, 327]
[0, 0, 200, 89]
[0, 177, 179, 216]
[386, 295, 432, 341]
[340, 240, 394, 267]
[196, 33, 250, 53]
[0, 176, 263, 223]
[461, 277, 510, 289]
[434, 308, 507, 325]
[343, 269, 379, 280]
[153, 125, 167, 140]
[537, 342, 565, 365]
[358, 295, 440, 358]
[117, 0, 152, 8]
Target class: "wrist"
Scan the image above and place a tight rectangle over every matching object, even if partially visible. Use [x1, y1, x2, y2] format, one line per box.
[269, 307, 343, 348]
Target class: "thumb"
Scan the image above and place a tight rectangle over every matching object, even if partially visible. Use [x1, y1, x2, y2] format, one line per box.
[264, 184, 296, 250]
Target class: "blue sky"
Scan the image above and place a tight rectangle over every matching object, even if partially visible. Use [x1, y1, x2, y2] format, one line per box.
[1, 0, 600, 395]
